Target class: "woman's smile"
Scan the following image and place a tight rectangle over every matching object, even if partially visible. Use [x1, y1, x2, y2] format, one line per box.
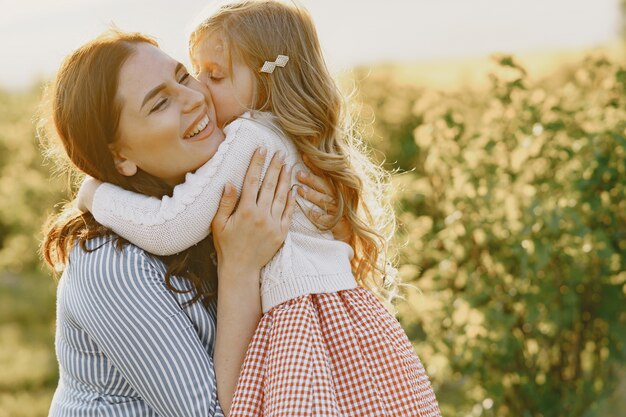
[183, 110, 215, 141]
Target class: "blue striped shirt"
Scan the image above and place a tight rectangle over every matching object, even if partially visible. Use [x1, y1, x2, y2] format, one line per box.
[48, 236, 225, 417]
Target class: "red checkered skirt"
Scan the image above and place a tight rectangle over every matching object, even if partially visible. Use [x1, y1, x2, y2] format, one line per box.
[228, 287, 441, 417]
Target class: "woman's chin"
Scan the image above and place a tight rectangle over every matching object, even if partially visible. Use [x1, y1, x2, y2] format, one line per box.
[183, 129, 225, 172]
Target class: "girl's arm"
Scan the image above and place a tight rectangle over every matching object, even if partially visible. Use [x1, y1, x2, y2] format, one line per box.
[211, 147, 296, 415]
[76, 175, 101, 212]
[73, 246, 225, 417]
[88, 118, 289, 256]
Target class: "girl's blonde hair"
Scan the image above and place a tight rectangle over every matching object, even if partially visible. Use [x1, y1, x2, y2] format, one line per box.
[190, 0, 398, 297]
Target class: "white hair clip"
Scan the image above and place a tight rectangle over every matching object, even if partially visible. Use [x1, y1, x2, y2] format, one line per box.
[260, 55, 289, 73]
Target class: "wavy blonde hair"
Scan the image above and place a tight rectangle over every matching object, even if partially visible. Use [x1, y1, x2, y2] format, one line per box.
[190, 0, 398, 297]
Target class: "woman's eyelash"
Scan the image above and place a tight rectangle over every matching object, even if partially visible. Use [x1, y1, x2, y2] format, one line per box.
[179, 73, 190, 83]
[150, 98, 167, 114]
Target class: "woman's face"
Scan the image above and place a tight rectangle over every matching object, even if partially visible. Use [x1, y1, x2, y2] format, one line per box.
[192, 32, 255, 128]
[112, 43, 225, 186]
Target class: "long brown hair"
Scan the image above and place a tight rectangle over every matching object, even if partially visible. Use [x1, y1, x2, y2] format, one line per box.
[40, 30, 217, 306]
[190, 0, 397, 297]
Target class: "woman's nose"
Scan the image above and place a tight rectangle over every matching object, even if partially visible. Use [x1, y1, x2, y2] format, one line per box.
[181, 86, 204, 113]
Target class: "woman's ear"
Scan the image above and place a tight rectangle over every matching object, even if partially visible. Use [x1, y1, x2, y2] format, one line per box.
[109, 144, 138, 177]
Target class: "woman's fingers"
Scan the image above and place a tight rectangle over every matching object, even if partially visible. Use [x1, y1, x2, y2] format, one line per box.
[297, 158, 353, 243]
[281, 186, 298, 230]
[297, 184, 337, 214]
[301, 204, 334, 229]
[212, 183, 238, 233]
[270, 163, 292, 217]
[296, 170, 332, 195]
[258, 151, 286, 209]
[299, 202, 351, 242]
[296, 167, 339, 229]
[240, 147, 268, 206]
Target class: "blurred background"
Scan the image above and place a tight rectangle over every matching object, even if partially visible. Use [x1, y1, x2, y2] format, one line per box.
[1, 0, 625, 416]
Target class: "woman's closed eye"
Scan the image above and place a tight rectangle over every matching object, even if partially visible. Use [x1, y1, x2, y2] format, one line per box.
[149, 72, 191, 114]
[150, 97, 168, 114]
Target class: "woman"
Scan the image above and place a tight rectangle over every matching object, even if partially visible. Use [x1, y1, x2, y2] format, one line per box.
[41, 30, 327, 416]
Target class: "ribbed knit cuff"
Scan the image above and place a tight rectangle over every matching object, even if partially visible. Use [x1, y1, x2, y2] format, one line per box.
[261, 272, 358, 313]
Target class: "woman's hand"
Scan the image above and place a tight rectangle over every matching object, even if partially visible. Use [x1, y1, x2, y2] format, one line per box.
[211, 147, 297, 281]
[296, 155, 352, 243]
[211, 147, 296, 416]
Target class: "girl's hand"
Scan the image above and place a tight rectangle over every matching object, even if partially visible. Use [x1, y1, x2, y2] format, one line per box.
[296, 155, 352, 243]
[211, 147, 297, 280]
[76, 176, 102, 213]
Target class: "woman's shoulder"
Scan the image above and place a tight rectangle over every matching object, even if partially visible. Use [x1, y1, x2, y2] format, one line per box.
[69, 234, 159, 260]
[67, 235, 165, 282]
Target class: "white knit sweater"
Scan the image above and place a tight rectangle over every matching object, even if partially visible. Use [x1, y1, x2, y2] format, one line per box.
[91, 113, 357, 313]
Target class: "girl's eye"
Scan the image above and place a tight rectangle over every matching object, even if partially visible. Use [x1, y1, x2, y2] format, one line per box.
[179, 73, 190, 83]
[204, 70, 224, 82]
[149, 98, 168, 114]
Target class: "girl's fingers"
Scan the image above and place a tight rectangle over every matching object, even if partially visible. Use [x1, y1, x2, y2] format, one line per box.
[258, 151, 286, 209]
[297, 184, 337, 214]
[271, 164, 291, 217]
[240, 147, 268, 205]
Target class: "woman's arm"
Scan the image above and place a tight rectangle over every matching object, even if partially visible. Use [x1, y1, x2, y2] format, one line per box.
[72, 245, 225, 417]
[211, 147, 296, 415]
[86, 118, 289, 256]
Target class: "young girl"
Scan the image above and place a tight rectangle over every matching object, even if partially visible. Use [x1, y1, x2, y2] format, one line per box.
[79, 1, 441, 416]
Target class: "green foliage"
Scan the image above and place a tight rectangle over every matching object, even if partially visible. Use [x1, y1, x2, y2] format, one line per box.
[355, 55, 626, 417]
[0, 272, 57, 417]
[0, 86, 65, 417]
[0, 86, 67, 273]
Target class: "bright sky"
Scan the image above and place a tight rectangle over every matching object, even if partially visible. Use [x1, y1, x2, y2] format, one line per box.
[0, 0, 620, 90]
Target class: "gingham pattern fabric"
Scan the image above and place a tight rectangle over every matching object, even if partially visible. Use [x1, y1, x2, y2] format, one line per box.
[229, 287, 441, 417]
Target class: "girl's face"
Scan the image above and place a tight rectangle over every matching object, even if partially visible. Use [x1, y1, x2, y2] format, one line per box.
[113, 43, 225, 186]
[192, 32, 255, 128]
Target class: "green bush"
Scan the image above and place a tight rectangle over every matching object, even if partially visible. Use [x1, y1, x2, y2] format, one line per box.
[0, 86, 67, 273]
[0, 86, 64, 417]
[355, 55, 626, 417]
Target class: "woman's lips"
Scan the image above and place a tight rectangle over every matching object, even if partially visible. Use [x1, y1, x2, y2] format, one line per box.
[186, 117, 215, 142]
[183, 112, 215, 142]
